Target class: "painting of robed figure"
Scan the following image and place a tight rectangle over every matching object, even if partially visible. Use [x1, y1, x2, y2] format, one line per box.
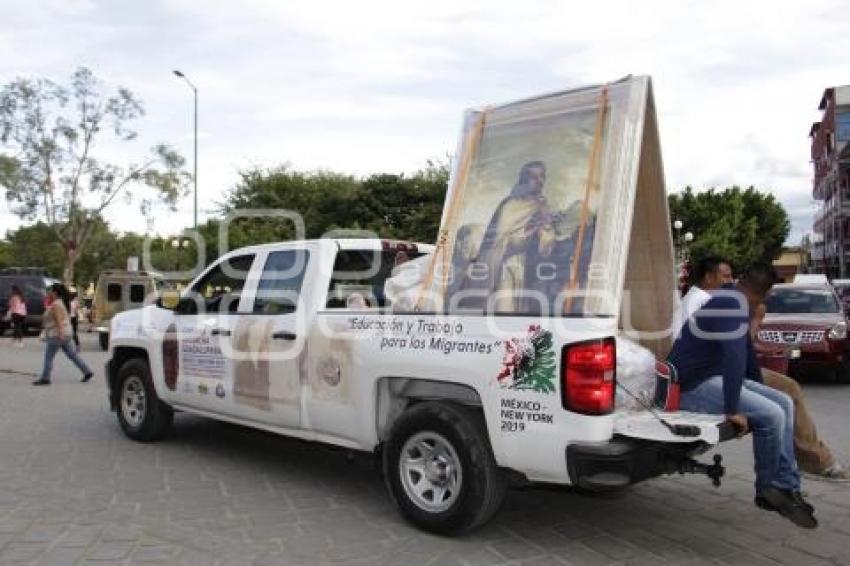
[441, 92, 606, 316]
[410, 76, 679, 357]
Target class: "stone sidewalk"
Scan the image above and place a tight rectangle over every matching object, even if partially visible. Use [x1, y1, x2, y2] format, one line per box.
[0, 334, 849, 565]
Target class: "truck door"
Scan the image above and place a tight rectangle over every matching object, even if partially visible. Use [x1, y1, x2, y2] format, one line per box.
[227, 248, 311, 429]
[168, 253, 256, 412]
[304, 246, 404, 442]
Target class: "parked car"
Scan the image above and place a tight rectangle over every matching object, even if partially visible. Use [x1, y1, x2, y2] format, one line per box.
[756, 283, 850, 382]
[0, 268, 60, 335]
[93, 270, 162, 350]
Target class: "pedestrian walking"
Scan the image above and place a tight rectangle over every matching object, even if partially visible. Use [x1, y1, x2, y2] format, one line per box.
[7, 284, 27, 348]
[33, 283, 93, 386]
[69, 289, 81, 351]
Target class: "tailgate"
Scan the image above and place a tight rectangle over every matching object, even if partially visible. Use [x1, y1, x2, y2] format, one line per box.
[614, 410, 726, 444]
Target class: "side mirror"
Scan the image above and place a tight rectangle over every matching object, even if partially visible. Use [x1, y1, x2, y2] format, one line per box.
[157, 290, 181, 310]
[156, 293, 198, 315]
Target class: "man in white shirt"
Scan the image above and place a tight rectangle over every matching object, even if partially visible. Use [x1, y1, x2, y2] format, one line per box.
[678, 256, 732, 328]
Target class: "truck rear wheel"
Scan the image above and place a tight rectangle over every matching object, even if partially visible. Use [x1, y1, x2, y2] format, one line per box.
[383, 401, 506, 534]
[116, 358, 173, 442]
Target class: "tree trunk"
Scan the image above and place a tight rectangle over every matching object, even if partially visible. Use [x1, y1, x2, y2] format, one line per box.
[62, 244, 80, 285]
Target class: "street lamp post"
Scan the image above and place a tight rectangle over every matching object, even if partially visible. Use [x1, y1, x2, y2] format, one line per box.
[173, 70, 198, 230]
[683, 231, 694, 261]
[673, 220, 683, 265]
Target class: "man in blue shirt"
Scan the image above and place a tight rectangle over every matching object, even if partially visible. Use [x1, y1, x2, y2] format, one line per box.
[668, 266, 817, 529]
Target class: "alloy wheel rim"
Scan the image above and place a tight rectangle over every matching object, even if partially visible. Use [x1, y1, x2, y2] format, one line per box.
[121, 375, 146, 428]
[399, 431, 462, 513]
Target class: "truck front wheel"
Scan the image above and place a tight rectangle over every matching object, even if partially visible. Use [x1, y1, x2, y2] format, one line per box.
[116, 358, 173, 442]
[383, 401, 506, 534]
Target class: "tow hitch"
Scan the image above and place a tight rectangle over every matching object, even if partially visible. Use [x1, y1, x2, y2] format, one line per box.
[677, 454, 725, 487]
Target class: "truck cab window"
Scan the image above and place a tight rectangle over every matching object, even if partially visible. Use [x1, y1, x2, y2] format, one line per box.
[188, 254, 255, 314]
[253, 250, 309, 314]
[326, 249, 420, 309]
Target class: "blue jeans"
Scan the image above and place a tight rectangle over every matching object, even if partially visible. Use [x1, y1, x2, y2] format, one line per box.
[40, 337, 92, 382]
[680, 376, 800, 493]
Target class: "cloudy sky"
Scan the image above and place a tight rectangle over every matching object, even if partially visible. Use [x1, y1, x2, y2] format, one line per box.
[2, 0, 848, 244]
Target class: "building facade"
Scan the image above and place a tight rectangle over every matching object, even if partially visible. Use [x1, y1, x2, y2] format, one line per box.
[811, 85, 850, 277]
[773, 246, 806, 283]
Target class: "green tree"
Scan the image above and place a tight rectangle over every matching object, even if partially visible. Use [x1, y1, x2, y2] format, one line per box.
[0, 238, 12, 269]
[3, 222, 64, 277]
[353, 160, 449, 242]
[0, 67, 190, 284]
[668, 186, 790, 272]
[222, 167, 361, 246]
[219, 161, 449, 250]
[2, 217, 164, 289]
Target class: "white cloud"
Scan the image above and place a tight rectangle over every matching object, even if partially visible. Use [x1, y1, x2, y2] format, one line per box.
[1, 0, 847, 245]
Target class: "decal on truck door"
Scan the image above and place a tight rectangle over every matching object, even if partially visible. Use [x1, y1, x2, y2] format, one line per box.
[496, 325, 556, 393]
[232, 318, 274, 411]
[162, 323, 179, 391]
[181, 331, 226, 380]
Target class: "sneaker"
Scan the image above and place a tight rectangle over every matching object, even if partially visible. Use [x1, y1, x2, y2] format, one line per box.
[32, 379, 50, 386]
[791, 491, 815, 514]
[753, 494, 811, 514]
[81, 373, 93, 383]
[804, 463, 850, 482]
[758, 486, 818, 529]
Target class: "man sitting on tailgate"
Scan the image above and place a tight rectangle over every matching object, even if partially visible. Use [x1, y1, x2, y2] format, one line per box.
[668, 266, 817, 529]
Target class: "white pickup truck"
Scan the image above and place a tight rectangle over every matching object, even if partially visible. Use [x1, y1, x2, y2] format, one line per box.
[105, 237, 734, 534]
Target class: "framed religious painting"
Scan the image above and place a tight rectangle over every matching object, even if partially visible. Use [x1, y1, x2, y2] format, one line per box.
[414, 76, 676, 353]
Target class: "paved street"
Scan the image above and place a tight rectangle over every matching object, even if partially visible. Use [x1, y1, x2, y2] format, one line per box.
[1, 333, 850, 565]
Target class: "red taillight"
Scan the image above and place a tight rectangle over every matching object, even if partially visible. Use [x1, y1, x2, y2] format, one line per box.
[562, 338, 616, 415]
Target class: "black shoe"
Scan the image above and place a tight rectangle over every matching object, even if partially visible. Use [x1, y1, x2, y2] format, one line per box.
[754, 495, 773, 511]
[32, 380, 50, 386]
[758, 486, 818, 529]
[792, 491, 815, 514]
[81, 373, 93, 383]
[755, 491, 814, 514]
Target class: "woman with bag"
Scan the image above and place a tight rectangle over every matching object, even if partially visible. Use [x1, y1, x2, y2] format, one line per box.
[7, 284, 27, 348]
[33, 283, 93, 386]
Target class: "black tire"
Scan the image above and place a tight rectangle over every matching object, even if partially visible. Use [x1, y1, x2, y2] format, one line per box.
[99, 332, 109, 351]
[383, 401, 506, 535]
[116, 357, 173, 442]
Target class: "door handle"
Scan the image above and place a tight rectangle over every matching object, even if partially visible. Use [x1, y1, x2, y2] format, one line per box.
[210, 328, 231, 336]
[272, 330, 297, 341]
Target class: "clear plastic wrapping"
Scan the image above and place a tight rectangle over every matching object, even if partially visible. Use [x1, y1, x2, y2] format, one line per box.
[615, 336, 657, 411]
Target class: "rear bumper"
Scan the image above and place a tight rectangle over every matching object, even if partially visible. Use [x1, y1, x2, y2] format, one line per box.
[566, 422, 735, 491]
